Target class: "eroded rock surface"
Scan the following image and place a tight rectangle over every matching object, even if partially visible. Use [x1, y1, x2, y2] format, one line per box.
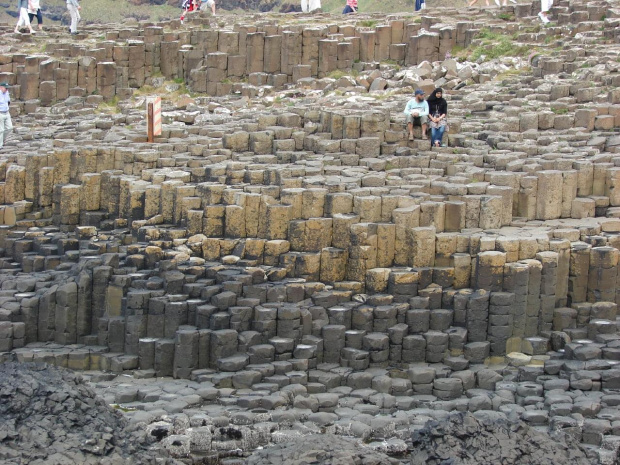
[410, 412, 596, 465]
[247, 434, 400, 464]
[0, 362, 161, 465]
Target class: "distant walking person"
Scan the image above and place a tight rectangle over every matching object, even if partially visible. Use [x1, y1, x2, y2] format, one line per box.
[415, 0, 425, 11]
[28, 0, 43, 31]
[539, 0, 552, 23]
[343, 0, 357, 14]
[468, 0, 490, 6]
[301, 0, 321, 12]
[180, 0, 200, 23]
[14, 0, 35, 34]
[0, 83, 13, 151]
[66, 0, 80, 35]
[200, 0, 216, 15]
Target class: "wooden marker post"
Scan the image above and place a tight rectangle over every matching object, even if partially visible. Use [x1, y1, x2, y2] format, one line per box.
[146, 96, 162, 143]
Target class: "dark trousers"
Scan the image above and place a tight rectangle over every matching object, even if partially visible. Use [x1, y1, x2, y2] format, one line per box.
[343, 4, 357, 13]
[28, 9, 43, 25]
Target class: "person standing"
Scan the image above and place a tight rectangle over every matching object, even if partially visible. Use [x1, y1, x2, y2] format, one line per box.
[343, 0, 357, 14]
[302, 0, 321, 13]
[14, 0, 35, 34]
[415, 0, 425, 11]
[539, 0, 553, 23]
[427, 88, 448, 147]
[404, 89, 429, 141]
[200, 0, 216, 15]
[66, 0, 80, 35]
[0, 83, 13, 151]
[180, 0, 201, 23]
[28, 0, 43, 31]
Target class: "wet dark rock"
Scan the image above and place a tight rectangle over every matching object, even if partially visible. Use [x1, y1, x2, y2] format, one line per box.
[0, 362, 163, 465]
[410, 412, 597, 465]
[246, 434, 400, 464]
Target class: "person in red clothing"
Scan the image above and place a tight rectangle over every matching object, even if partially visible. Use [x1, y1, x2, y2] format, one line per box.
[343, 0, 357, 13]
[180, 0, 200, 23]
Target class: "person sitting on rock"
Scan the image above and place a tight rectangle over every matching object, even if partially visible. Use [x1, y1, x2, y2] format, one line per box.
[404, 89, 429, 141]
[343, 0, 357, 14]
[427, 87, 448, 147]
[180, 0, 200, 23]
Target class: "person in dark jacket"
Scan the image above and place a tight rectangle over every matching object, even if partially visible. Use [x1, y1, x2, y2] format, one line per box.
[427, 88, 448, 147]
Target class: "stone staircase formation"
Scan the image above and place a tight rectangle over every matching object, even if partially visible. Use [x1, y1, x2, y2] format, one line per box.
[0, 0, 620, 461]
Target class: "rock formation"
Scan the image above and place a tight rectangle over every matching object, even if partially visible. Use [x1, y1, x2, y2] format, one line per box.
[0, 0, 619, 462]
[0, 362, 161, 464]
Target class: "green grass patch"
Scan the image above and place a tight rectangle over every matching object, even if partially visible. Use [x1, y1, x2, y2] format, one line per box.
[97, 95, 120, 112]
[327, 70, 350, 79]
[469, 28, 529, 62]
[498, 12, 514, 21]
[111, 404, 136, 412]
[357, 19, 379, 28]
[551, 107, 568, 115]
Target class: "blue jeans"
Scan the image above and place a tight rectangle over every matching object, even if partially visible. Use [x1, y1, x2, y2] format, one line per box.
[431, 126, 445, 146]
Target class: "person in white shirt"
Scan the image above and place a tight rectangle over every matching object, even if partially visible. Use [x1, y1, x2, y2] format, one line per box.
[28, 0, 43, 31]
[301, 0, 321, 12]
[200, 0, 216, 15]
[66, 0, 81, 35]
[0, 83, 13, 150]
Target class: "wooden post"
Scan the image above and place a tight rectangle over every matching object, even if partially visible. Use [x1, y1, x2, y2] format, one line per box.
[147, 102, 154, 143]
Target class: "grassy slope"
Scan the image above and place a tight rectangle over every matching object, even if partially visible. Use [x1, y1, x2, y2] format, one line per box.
[0, 0, 180, 25]
[0, 0, 468, 25]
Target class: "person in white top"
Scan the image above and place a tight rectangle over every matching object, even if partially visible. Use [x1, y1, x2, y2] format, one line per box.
[0, 83, 13, 150]
[200, 0, 216, 15]
[301, 0, 321, 12]
[28, 0, 43, 31]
